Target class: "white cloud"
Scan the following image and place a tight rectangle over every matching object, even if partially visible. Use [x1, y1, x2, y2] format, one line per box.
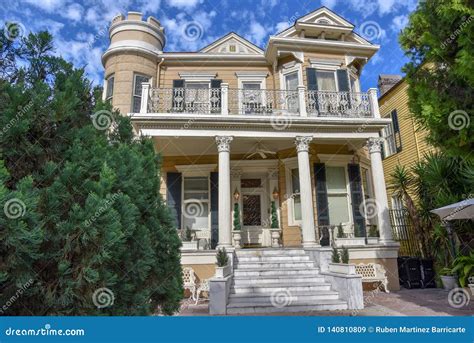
[275, 21, 290, 34]
[63, 3, 83, 22]
[165, 0, 203, 9]
[245, 21, 271, 47]
[23, 0, 67, 13]
[137, 0, 162, 14]
[391, 14, 409, 32]
[321, 0, 337, 8]
[161, 10, 217, 51]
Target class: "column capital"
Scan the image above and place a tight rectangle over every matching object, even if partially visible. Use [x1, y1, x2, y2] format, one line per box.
[215, 136, 233, 152]
[367, 137, 385, 154]
[295, 136, 313, 152]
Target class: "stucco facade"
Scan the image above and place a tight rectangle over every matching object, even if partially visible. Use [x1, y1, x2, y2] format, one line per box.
[101, 7, 400, 294]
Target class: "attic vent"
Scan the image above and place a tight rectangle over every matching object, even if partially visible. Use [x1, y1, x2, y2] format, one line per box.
[229, 45, 236, 52]
[316, 18, 331, 25]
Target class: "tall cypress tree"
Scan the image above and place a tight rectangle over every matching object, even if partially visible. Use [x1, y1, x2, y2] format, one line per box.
[0, 30, 182, 315]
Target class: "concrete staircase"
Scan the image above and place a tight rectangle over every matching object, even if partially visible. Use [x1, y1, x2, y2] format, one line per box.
[227, 248, 348, 314]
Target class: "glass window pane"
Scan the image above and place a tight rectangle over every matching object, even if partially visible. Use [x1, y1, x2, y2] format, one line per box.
[132, 96, 141, 113]
[316, 71, 337, 91]
[242, 83, 261, 90]
[326, 167, 347, 193]
[184, 177, 208, 191]
[328, 194, 350, 225]
[183, 177, 208, 200]
[291, 168, 300, 193]
[134, 75, 149, 96]
[106, 77, 114, 99]
[285, 72, 299, 91]
[294, 194, 302, 221]
[183, 202, 209, 230]
[185, 82, 209, 89]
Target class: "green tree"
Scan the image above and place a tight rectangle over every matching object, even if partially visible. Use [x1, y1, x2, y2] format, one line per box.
[0, 30, 182, 315]
[399, 0, 474, 158]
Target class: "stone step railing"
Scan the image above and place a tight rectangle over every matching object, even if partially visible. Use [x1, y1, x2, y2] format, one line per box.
[140, 83, 380, 118]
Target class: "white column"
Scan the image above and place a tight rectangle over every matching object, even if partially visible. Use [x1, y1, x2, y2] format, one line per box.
[297, 85, 307, 117]
[221, 83, 229, 115]
[295, 136, 317, 247]
[367, 137, 394, 244]
[368, 88, 380, 118]
[140, 82, 150, 113]
[216, 136, 233, 248]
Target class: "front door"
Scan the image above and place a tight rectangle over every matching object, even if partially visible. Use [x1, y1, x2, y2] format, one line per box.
[240, 176, 268, 247]
[242, 193, 263, 246]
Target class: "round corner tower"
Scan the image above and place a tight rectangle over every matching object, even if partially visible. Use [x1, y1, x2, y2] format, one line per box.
[102, 11, 165, 115]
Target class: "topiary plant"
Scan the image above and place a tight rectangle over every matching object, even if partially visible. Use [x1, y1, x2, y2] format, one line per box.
[270, 201, 279, 229]
[340, 246, 349, 264]
[331, 246, 340, 263]
[216, 248, 229, 267]
[233, 202, 241, 231]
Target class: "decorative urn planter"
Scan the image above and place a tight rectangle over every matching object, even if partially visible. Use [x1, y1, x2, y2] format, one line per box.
[181, 241, 198, 250]
[440, 275, 458, 290]
[232, 230, 241, 249]
[269, 228, 281, 248]
[215, 264, 232, 278]
[328, 262, 356, 275]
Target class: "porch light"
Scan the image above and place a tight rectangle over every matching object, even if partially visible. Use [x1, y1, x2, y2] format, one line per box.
[272, 188, 279, 200]
[233, 189, 240, 201]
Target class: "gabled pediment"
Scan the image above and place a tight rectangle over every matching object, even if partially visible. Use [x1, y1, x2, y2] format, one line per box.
[200, 32, 264, 55]
[296, 7, 354, 28]
[275, 7, 372, 45]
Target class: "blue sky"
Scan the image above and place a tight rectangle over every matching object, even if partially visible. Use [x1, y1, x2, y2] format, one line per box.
[1, 0, 420, 90]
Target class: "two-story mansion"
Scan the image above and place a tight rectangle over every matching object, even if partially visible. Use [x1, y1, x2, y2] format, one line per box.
[102, 7, 400, 312]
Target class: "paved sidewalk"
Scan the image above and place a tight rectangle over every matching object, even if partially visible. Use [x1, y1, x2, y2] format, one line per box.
[177, 289, 474, 316]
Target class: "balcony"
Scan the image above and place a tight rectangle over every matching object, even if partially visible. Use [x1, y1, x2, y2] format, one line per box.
[139, 83, 380, 119]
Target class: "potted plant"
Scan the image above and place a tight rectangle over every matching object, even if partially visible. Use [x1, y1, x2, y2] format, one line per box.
[180, 226, 198, 250]
[329, 246, 356, 274]
[367, 225, 379, 244]
[439, 267, 458, 290]
[269, 200, 281, 247]
[215, 248, 231, 278]
[340, 246, 349, 264]
[232, 203, 242, 248]
[451, 252, 474, 287]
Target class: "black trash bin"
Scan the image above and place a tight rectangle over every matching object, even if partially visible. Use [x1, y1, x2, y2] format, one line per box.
[420, 259, 436, 288]
[397, 256, 422, 289]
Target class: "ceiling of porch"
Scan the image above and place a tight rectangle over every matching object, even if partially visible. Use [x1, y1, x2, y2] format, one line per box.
[152, 137, 367, 157]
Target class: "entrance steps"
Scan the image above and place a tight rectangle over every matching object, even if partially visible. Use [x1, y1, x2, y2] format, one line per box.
[227, 248, 348, 314]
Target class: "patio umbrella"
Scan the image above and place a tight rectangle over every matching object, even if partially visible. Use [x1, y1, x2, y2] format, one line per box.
[431, 198, 474, 259]
[430, 198, 474, 221]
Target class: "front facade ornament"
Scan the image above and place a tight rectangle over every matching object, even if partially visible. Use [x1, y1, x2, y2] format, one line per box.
[295, 136, 313, 152]
[366, 137, 385, 154]
[215, 136, 233, 152]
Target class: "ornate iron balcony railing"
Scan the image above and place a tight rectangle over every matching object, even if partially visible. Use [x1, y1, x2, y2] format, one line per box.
[141, 83, 380, 119]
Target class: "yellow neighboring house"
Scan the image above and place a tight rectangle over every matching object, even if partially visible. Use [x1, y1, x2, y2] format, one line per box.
[378, 75, 435, 256]
[378, 75, 435, 207]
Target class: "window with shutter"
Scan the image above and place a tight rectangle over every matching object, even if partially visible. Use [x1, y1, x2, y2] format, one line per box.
[132, 74, 150, 113]
[382, 109, 402, 157]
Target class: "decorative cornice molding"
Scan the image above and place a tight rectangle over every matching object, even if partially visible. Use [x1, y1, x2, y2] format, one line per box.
[215, 136, 233, 152]
[295, 136, 313, 152]
[367, 137, 385, 154]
